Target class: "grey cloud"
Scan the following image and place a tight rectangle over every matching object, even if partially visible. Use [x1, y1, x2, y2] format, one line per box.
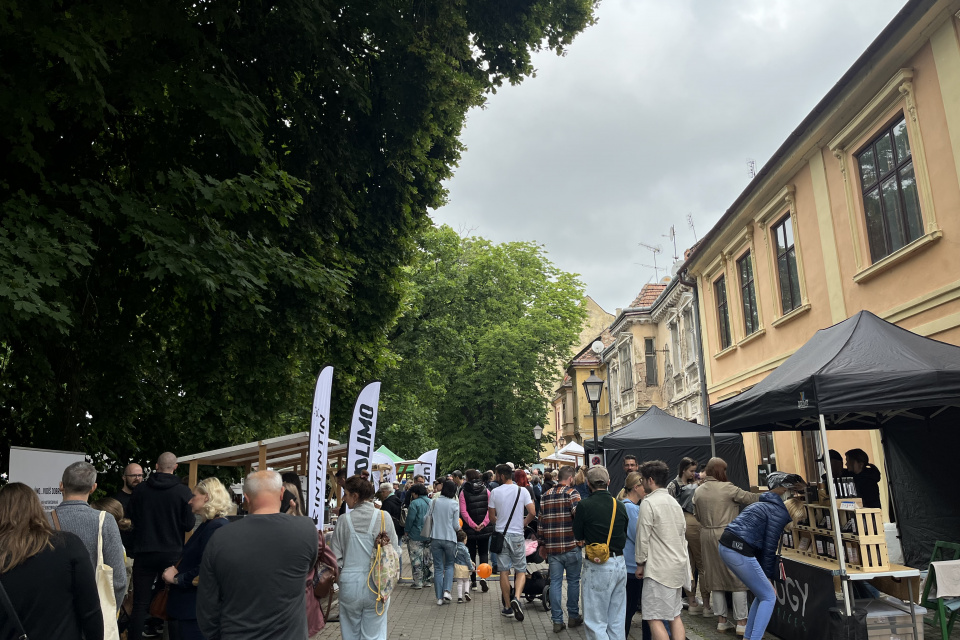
[432, 0, 906, 312]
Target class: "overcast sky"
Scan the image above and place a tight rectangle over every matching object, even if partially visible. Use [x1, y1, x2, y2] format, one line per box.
[431, 0, 907, 313]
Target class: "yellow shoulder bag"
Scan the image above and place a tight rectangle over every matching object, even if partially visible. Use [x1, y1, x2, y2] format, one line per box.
[585, 496, 617, 564]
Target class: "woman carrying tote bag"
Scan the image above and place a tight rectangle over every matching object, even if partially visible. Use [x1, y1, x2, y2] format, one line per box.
[0, 483, 105, 640]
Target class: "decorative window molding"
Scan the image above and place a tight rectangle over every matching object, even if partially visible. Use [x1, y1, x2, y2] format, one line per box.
[770, 302, 812, 328]
[756, 185, 810, 320]
[851, 229, 942, 283]
[827, 68, 940, 271]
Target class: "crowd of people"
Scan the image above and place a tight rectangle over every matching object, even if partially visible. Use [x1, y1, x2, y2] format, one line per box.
[2, 447, 867, 640]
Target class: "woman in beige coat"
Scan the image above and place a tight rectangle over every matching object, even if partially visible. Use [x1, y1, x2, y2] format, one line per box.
[693, 458, 760, 636]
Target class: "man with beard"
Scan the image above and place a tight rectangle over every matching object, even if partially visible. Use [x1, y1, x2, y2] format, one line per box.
[114, 463, 143, 550]
[114, 463, 144, 517]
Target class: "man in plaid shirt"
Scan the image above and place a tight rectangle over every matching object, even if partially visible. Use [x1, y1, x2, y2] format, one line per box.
[540, 466, 583, 633]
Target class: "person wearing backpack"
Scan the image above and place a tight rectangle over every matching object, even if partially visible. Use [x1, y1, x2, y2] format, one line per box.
[330, 475, 400, 640]
[459, 469, 493, 593]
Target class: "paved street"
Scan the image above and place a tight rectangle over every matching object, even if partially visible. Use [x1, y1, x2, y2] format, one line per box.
[311, 552, 780, 640]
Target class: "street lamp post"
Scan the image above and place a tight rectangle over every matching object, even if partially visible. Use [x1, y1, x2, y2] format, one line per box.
[582, 369, 604, 468]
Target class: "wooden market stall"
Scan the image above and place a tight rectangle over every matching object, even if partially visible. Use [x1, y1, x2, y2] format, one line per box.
[178, 432, 345, 491]
[710, 310, 960, 639]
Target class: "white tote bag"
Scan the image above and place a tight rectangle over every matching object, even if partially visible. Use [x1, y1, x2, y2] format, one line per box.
[95, 510, 121, 640]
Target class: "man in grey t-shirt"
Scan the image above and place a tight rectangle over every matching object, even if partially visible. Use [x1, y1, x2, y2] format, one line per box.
[198, 470, 318, 640]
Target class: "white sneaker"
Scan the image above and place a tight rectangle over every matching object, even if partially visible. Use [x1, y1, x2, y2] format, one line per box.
[736, 624, 747, 636]
[443, 590, 452, 601]
[437, 598, 444, 606]
[717, 621, 735, 632]
[687, 605, 704, 615]
[703, 606, 715, 617]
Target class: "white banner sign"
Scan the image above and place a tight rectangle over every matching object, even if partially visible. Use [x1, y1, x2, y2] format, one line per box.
[414, 448, 439, 485]
[9, 446, 87, 512]
[346, 381, 381, 478]
[307, 366, 334, 530]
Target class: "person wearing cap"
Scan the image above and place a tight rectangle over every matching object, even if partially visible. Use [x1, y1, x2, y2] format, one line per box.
[718, 472, 806, 640]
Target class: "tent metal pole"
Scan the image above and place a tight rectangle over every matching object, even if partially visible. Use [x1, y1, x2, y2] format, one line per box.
[819, 413, 851, 616]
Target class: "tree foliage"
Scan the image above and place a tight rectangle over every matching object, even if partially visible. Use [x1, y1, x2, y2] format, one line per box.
[378, 226, 586, 471]
[0, 0, 599, 474]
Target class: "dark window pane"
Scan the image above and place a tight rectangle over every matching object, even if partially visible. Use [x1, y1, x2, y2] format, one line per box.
[739, 254, 758, 336]
[787, 249, 801, 311]
[876, 132, 895, 176]
[899, 162, 923, 243]
[783, 215, 794, 248]
[858, 147, 877, 187]
[778, 254, 791, 313]
[881, 176, 906, 252]
[715, 277, 731, 350]
[863, 188, 887, 262]
[892, 118, 911, 163]
[775, 223, 787, 254]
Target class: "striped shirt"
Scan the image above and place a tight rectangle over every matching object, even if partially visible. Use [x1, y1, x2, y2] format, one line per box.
[539, 485, 581, 555]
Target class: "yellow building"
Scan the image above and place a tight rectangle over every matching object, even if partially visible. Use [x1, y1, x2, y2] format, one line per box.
[544, 297, 614, 455]
[684, 0, 960, 516]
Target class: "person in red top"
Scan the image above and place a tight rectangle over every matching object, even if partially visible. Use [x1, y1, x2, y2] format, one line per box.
[540, 466, 583, 633]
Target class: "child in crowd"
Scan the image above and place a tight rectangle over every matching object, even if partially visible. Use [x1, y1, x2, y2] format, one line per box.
[454, 530, 474, 603]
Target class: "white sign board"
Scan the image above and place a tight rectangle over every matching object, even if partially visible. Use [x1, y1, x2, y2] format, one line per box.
[9, 446, 87, 512]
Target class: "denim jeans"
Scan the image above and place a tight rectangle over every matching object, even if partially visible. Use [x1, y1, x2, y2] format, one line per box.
[547, 548, 582, 624]
[431, 539, 457, 600]
[581, 554, 627, 640]
[718, 545, 776, 640]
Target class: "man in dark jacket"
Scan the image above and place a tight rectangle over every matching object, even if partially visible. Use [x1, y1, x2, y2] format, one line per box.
[845, 448, 882, 509]
[127, 452, 195, 640]
[379, 484, 404, 534]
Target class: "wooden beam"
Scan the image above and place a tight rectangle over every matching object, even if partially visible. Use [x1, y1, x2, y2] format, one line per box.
[258, 443, 267, 470]
[300, 451, 308, 475]
[188, 461, 198, 489]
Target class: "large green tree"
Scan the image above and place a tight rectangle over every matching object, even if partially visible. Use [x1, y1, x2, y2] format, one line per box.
[378, 225, 586, 471]
[0, 0, 599, 473]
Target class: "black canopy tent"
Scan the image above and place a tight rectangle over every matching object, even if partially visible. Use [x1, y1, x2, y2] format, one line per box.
[585, 405, 749, 493]
[710, 310, 960, 571]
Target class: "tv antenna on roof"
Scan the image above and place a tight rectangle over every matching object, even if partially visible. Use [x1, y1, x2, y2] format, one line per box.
[662, 225, 679, 261]
[687, 213, 698, 242]
[638, 242, 663, 280]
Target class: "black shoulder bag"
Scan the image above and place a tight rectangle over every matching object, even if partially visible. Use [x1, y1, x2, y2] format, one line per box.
[0, 578, 28, 640]
[489, 486, 522, 554]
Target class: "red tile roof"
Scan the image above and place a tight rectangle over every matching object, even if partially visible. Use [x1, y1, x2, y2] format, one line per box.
[629, 283, 667, 308]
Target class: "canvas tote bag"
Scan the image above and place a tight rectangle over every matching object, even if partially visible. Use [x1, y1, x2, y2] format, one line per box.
[95, 510, 121, 640]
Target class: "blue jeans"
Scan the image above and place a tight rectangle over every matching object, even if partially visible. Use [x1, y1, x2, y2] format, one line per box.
[431, 539, 456, 600]
[719, 545, 775, 640]
[581, 554, 627, 640]
[548, 548, 582, 624]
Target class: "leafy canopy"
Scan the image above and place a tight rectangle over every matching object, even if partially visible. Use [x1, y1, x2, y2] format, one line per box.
[378, 225, 586, 471]
[0, 0, 599, 476]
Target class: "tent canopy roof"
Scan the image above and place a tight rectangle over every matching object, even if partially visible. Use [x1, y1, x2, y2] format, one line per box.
[711, 310, 960, 434]
[586, 406, 738, 449]
[178, 432, 344, 469]
[374, 445, 403, 463]
[557, 442, 584, 456]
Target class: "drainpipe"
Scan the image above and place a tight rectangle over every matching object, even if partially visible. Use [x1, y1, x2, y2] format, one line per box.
[678, 269, 715, 457]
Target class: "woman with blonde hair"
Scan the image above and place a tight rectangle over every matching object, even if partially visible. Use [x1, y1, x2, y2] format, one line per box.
[692, 458, 759, 635]
[0, 483, 104, 640]
[621, 472, 651, 640]
[162, 477, 233, 640]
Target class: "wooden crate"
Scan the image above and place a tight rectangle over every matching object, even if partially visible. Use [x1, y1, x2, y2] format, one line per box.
[838, 507, 883, 538]
[843, 538, 890, 571]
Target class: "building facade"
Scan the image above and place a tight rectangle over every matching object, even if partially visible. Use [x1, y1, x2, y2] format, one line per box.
[545, 297, 614, 452]
[684, 0, 960, 513]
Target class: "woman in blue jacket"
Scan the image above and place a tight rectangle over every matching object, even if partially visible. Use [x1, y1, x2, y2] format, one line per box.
[718, 472, 805, 640]
[162, 477, 233, 640]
